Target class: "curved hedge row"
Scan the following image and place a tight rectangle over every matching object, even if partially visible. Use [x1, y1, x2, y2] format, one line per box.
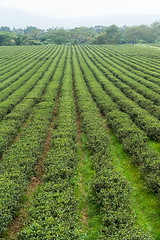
[0, 46, 38, 70]
[18, 47, 80, 239]
[75, 46, 160, 195]
[0, 44, 159, 239]
[0, 47, 67, 235]
[0, 46, 64, 156]
[0, 46, 47, 80]
[90, 45, 160, 98]
[105, 47, 160, 73]
[99, 45, 160, 72]
[0, 46, 59, 121]
[72, 47, 151, 239]
[79, 46, 160, 142]
[0, 46, 55, 93]
[84, 46, 160, 120]
[0, 46, 56, 102]
[96, 45, 160, 85]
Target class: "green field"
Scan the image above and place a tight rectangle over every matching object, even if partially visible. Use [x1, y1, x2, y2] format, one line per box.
[0, 44, 160, 239]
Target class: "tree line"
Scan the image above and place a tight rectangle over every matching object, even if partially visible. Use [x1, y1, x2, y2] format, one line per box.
[0, 21, 160, 45]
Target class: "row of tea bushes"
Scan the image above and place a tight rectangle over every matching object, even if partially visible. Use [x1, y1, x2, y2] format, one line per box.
[89, 45, 160, 98]
[75, 46, 160, 196]
[0, 45, 55, 93]
[84, 46, 160, 120]
[72, 47, 152, 239]
[79, 46, 160, 142]
[0, 45, 47, 80]
[0, 47, 67, 235]
[0, 46, 58, 120]
[0, 46, 56, 101]
[18, 47, 80, 239]
[95, 45, 160, 85]
[0, 45, 38, 69]
[0, 46, 64, 156]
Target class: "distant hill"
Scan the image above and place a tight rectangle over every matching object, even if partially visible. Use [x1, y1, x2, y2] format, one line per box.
[0, 7, 160, 29]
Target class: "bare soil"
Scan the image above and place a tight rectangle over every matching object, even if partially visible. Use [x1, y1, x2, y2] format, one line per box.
[6, 91, 60, 239]
[73, 80, 89, 230]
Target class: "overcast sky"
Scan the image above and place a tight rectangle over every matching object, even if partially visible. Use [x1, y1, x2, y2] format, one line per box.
[0, 0, 160, 19]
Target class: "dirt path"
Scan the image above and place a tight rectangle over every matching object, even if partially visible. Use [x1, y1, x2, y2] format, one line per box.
[72, 76, 89, 231]
[6, 90, 61, 240]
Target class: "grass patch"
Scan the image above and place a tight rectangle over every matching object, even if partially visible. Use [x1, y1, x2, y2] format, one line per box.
[108, 128, 160, 240]
[148, 140, 160, 154]
[74, 133, 102, 239]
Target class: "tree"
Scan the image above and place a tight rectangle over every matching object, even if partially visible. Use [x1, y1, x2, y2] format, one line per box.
[0, 32, 14, 45]
[0, 33, 6, 45]
[104, 25, 122, 44]
[47, 28, 70, 44]
[94, 25, 106, 34]
[14, 36, 22, 45]
[124, 25, 152, 43]
[24, 26, 41, 39]
[0, 26, 11, 32]
[93, 32, 107, 44]
[150, 21, 160, 42]
[69, 27, 97, 44]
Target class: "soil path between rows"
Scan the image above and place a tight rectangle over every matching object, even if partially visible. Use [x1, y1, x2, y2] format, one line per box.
[6, 90, 61, 240]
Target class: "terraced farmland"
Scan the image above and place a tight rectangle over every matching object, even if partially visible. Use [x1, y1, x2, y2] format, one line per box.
[0, 44, 160, 239]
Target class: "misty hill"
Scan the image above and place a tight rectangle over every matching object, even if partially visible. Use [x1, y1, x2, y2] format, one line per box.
[0, 7, 160, 29]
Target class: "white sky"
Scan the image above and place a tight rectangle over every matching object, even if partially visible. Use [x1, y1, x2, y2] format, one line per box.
[0, 0, 160, 18]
